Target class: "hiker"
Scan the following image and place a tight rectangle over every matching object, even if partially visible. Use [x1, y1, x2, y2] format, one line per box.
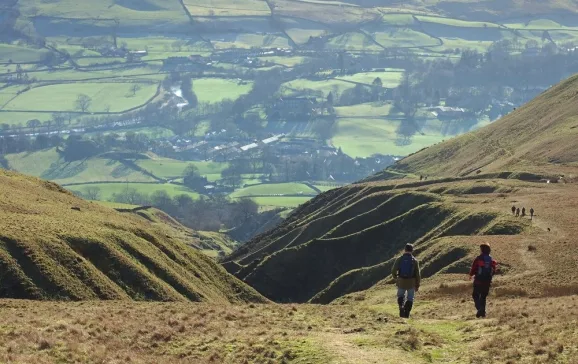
[516, 208, 520, 217]
[530, 208, 535, 220]
[521, 207, 526, 217]
[511, 205, 516, 215]
[469, 244, 497, 318]
[392, 244, 421, 319]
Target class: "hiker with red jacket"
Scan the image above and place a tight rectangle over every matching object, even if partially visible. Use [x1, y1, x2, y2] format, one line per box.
[392, 244, 421, 318]
[469, 244, 497, 318]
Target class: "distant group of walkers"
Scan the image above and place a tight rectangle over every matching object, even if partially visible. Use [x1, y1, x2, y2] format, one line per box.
[511, 205, 535, 220]
[392, 243, 497, 319]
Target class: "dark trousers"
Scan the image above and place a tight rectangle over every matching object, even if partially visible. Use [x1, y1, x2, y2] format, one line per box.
[472, 284, 490, 313]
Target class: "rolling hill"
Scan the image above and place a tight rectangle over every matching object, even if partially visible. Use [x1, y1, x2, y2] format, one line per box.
[389, 74, 578, 179]
[0, 169, 266, 303]
[223, 73, 578, 304]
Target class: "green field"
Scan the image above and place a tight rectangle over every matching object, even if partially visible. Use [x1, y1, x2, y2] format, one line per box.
[0, 44, 51, 63]
[5, 149, 155, 184]
[281, 78, 354, 98]
[248, 196, 313, 208]
[0, 85, 26, 108]
[21, 65, 164, 83]
[371, 28, 440, 48]
[67, 182, 200, 200]
[184, 0, 270, 16]
[3, 83, 158, 112]
[380, 13, 415, 26]
[280, 17, 330, 44]
[326, 32, 382, 52]
[332, 104, 491, 157]
[416, 15, 501, 28]
[335, 103, 394, 117]
[137, 158, 228, 179]
[332, 117, 445, 157]
[18, 0, 190, 27]
[336, 70, 403, 87]
[208, 34, 291, 50]
[260, 56, 308, 67]
[192, 79, 254, 104]
[230, 183, 317, 198]
[0, 111, 56, 125]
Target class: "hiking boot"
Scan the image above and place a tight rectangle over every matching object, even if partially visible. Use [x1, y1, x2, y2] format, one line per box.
[476, 310, 486, 318]
[397, 297, 405, 318]
[403, 301, 414, 319]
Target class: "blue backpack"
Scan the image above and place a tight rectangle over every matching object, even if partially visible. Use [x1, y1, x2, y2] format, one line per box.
[398, 254, 414, 278]
[476, 255, 494, 281]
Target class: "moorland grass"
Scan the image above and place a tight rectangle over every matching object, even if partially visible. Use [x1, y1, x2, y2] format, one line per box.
[0, 169, 265, 302]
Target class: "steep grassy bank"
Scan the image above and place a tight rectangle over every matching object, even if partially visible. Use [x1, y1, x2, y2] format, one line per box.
[225, 180, 529, 303]
[0, 169, 265, 303]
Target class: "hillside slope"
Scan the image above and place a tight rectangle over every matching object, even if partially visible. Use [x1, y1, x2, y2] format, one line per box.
[224, 180, 533, 303]
[389, 74, 578, 179]
[0, 169, 265, 303]
[225, 74, 578, 304]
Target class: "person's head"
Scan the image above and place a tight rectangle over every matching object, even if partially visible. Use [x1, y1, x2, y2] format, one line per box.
[480, 243, 491, 255]
[405, 244, 414, 253]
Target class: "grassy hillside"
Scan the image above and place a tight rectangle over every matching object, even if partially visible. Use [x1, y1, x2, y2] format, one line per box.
[224, 73, 578, 306]
[224, 180, 531, 302]
[390, 74, 578, 178]
[0, 169, 265, 303]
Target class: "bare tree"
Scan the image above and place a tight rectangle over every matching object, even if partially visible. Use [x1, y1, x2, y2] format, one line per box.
[52, 113, 65, 134]
[83, 186, 102, 200]
[130, 84, 141, 96]
[74, 94, 92, 113]
[26, 119, 41, 134]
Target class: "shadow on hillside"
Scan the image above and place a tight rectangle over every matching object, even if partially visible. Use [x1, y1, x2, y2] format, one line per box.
[41, 159, 87, 181]
[113, 0, 163, 11]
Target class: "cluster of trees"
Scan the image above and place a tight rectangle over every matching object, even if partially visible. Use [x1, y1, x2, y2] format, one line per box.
[0, 130, 155, 157]
[75, 186, 259, 231]
[0, 133, 63, 154]
[396, 41, 578, 118]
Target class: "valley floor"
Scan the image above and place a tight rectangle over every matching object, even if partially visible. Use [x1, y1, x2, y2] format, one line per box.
[1, 292, 577, 363]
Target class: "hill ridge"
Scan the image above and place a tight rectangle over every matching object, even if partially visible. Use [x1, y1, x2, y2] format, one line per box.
[0, 169, 266, 303]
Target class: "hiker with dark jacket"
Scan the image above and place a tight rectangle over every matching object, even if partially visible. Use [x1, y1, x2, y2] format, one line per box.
[469, 244, 497, 318]
[392, 244, 421, 318]
[511, 205, 516, 215]
[530, 208, 535, 220]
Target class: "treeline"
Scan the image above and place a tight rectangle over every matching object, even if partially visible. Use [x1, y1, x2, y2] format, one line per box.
[75, 186, 259, 232]
[0, 131, 153, 158]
